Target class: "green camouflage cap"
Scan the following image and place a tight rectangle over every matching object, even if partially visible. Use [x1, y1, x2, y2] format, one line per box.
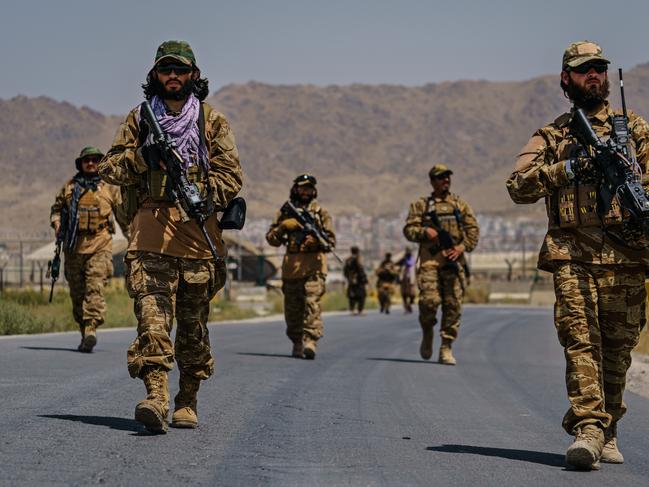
[75, 146, 104, 164]
[428, 164, 453, 179]
[154, 40, 196, 67]
[562, 41, 610, 70]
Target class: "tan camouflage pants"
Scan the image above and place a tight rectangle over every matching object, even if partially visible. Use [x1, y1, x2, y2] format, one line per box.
[282, 273, 326, 343]
[417, 264, 465, 342]
[553, 262, 646, 434]
[63, 250, 113, 329]
[125, 251, 227, 381]
[377, 282, 395, 312]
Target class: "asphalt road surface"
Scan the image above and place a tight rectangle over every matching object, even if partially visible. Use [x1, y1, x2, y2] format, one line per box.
[2, 306, 649, 486]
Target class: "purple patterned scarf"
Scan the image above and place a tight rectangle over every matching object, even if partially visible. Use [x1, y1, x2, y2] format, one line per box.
[150, 94, 209, 171]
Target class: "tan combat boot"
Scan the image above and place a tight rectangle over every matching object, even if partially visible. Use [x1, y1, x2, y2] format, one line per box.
[565, 424, 604, 470]
[134, 367, 169, 434]
[601, 423, 624, 464]
[303, 338, 317, 360]
[171, 372, 201, 429]
[438, 339, 456, 365]
[291, 340, 304, 358]
[420, 328, 433, 360]
[78, 323, 97, 353]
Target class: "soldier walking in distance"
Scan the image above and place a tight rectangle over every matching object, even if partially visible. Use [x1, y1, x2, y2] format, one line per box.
[375, 252, 399, 314]
[266, 174, 336, 359]
[99, 40, 243, 433]
[404, 164, 479, 365]
[50, 146, 129, 353]
[507, 41, 649, 470]
[343, 246, 368, 315]
[397, 247, 416, 313]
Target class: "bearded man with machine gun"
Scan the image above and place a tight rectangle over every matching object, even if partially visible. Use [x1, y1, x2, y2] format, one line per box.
[506, 41, 649, 470]
[266, 174, 337, 360]
[99, 41, 244, 434]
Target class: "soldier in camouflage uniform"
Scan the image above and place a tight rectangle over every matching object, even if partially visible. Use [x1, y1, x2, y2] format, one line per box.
[375, 253, 399, 314]
[343, 246, 368, 315]
[404, 164, 479, 365]
[266, 174, 336, 359]
[98, 40, 242, 433]
[506, 41, 649, 470]
[50, 146, 128, 353]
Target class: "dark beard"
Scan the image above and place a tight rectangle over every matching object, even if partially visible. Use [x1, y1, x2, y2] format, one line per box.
[565, 77, 610, 111]
[150, 77, 196, 101]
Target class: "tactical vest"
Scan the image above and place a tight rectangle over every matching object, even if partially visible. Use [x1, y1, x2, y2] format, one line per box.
[76, 186, 113, 234]
[423, 195, 464, 253]
[284, 204, 327, 253]
[121, 103, 213, 220]
[547, 113, 624, 229]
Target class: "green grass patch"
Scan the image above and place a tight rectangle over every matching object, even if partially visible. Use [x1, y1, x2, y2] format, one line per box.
[0, 281, 259, 335]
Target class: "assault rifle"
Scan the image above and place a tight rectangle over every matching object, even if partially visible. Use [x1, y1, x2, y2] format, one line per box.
[280, 200, 343, 263]
[46, 208, 68, 302]
[140, 101, 246, 262]
[570, 69, 649, 236]
[423, 209, 470, 277]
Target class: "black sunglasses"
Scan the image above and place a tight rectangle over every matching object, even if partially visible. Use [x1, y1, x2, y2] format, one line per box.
[570, 63, 608, 74]
[156, 64, 192, 75]
[81, 156, 101, 163]
[433, 173, 451, 180]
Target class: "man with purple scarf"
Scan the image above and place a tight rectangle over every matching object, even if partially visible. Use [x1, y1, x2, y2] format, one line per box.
[99, 40, 243, 433]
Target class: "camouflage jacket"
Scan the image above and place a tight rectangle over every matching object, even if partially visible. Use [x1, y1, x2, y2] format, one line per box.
[403, 192, 479, 268]
[343, 256, 368, 287]
[506, 101, 649, 271]
[50, 178, 128, 254]
[375, 261, 399, 285]
[98, 101, 242, 259]
[266, 200, 336, 279]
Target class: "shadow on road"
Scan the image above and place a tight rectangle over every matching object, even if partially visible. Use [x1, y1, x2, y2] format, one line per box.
[426, 444, 565, 467]
[367, 357, 438, 365]
[21, 346, 79, 353]
[237, 352, 294, 359]
[40, 414, 138, 432]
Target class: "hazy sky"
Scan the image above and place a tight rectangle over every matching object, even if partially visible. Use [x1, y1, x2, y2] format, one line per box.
[2, 0, 649, 114]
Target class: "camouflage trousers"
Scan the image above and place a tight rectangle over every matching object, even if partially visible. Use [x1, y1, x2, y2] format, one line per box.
[347, 284, 366, 313]
[417, 264, 465, 342]
[377, 282, 395, 312]
[282, 273, 326, 343]
[125, 251, 227, 381]
[553, 262, 646, 434]
[63, 250, 113, 329]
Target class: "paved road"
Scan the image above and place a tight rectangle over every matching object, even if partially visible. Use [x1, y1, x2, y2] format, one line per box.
[1, 306, 649, 486]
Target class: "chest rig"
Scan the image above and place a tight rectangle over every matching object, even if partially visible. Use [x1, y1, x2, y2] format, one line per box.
[122, 103, 213, 219]
[550, 115, 624, 229]
[283, 204, 325, 253]
[73, 184, 113, 234]
[423, 196, 463, 249]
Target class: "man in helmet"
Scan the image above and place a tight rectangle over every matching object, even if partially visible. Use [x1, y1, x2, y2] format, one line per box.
[266, 174, 336, 359]
[343, 246, 368, 315]
[50, 146, 129, 352]
[403, 164, 479, 365]
[99, 40, 243, 434]
[507, 41, 649, 470]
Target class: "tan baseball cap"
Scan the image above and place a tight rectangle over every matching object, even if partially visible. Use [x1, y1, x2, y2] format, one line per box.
[428, 164, 453, 179]
[562, 41, 610, 70]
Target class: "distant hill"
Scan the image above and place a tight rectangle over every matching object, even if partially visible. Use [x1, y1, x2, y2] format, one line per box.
[3, 64, 649, 235]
